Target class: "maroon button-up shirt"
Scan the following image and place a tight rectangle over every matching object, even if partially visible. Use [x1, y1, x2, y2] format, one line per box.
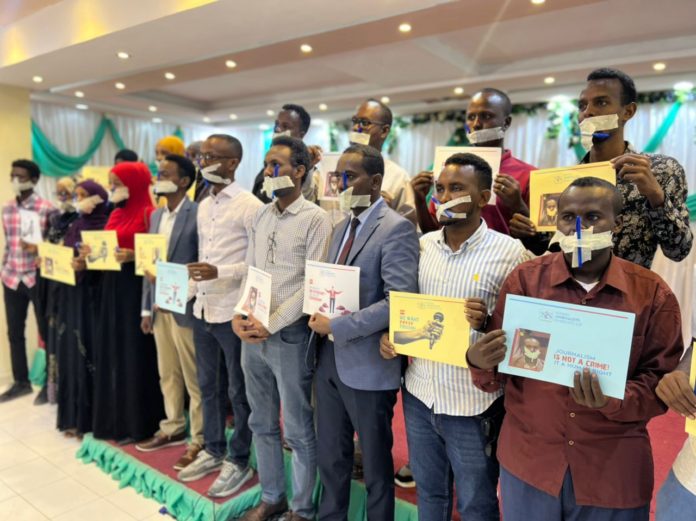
[471, 252, 682, 508]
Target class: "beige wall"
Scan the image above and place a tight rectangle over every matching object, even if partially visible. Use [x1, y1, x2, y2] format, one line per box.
[0, 85, 36, 384]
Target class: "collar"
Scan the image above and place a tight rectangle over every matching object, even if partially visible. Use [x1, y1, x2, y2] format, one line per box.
[351, 196, 384, 224]
[210, 181, 241, 200]
[273, 194, 306, 216]
[163, 197, 186, 216]
[579, 141, 634, 164]
[436, 218, 488, 254]
[547, 251, 629, 294]
[14, 193, 37, 208]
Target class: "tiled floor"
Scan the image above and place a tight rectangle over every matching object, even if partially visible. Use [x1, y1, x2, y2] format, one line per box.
[0, 389, 166, 520]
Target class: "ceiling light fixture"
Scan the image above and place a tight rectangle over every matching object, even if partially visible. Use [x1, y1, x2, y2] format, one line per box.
[74, 91, 85, 98]
[674, 81, 694, 92]
[229, 114, 238, 120]
[319, 103, 328, 111]
[453, 86, 464, 95]
[116, 51, 130, 60]
[225, 60, 237, 69]
[164, 72, 176, 80]
[300, 44, 313, 54]
[152, 117, 163, 123]
[75, 104, 88, 110]
[531, 0, 546, 5]
[266, 109, 275, 117]
[544, 76, 555, 85]
[380, 96, 390, 104]
[653, 62, 666, 72]
[148, 105, 158, 112]
[115, 82, 126, 90]
[203, 116, 211, 123]
[32, 75, 43, 84]
[399, 23, 412, 33]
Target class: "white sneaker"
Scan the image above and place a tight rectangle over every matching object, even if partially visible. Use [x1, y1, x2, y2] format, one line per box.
[207, 460, 254, 498]
[177, 450, 222, 482]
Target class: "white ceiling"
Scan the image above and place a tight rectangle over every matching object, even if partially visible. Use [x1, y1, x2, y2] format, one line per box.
[2, 0, 695, 127]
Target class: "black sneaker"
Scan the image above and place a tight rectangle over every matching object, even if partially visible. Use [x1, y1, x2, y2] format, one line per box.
[394, 465, 416, 488]
[33, 386, 48, 406]
[0, 382, 32, 403]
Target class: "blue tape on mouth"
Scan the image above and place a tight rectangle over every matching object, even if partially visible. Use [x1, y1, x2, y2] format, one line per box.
[576, 216, 583, 267]
[593, 132, 610, 140]
[273, 164, 279, 177]
[342, 171, 348, 191]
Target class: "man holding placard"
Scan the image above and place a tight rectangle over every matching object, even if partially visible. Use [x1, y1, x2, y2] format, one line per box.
[468, 177, 682, 520]
[136, 155, 205, 472]
[510, 68, 692, 268]
[380, 153, 527, 521]
[232, 136, 330, 521]
[308, 143, 419, 521]
[1, 159, 56, 404]
[177, 135, 262, 497]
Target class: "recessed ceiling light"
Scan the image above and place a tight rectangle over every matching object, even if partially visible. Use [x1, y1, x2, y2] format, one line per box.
[318, 103, 328, 111]
[453, 86, 464, 95]
[266, 109, 275, 117]
[32, 75, 43, 84]
[229, 114, 238, 120]
[653, 62, 666, 72]
[531, 0, 546, 4]
[164, 72, 176, 80]
[300, 44, 313, 54]
[116, 51, 130, 60]
[115, 82, 125, 90]
[74, 90, 84, 98]
[259, 123, 271, 130]
[674, 81, 694, 91]
[75, 104, 88, 110]
[544, 76, 555, 85]
[399, 23, 412, 33]
[148, 105, 158, 112]
[152, 117, 163, 123]
[380, 96, 390, 104]
[225, 60, 237, 69]
[203, 116, 211, 123]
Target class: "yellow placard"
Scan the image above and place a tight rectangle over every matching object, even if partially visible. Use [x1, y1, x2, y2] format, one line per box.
[390, 291, 470, 368]
[38, 242, 76, 286]
[81, 230, 121, 271]
[529, 162, 616, 232]
[81, 166, 112, 190]
[135, 233, 167, 276]
[687, 340, 696, 435]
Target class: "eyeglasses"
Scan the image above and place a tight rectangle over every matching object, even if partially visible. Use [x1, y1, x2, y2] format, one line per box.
[266, 231, 277, 265]
[201, 153, 235, 162]
[351, 117, 387, 128]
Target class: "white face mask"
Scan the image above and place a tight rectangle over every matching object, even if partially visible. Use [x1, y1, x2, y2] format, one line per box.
[466, 126, 505, 145]
[262, 175, 295, 198]
[58, 200, 75, 212]
[201, 163, 231, 185]
[349, 131, 371, 146]
[272, 130, 292, 139]
[524, 346, 541, 360]
[153, 180, 179, 195]
[579, 114, 619, 150]
[338, 186, 372, 212]
[11, 178, 34, 197]
[434, 195, 472, 222]
[76, 195, 104, 215]
[548, 227, 614, 268]
[109, 186, 129, 204]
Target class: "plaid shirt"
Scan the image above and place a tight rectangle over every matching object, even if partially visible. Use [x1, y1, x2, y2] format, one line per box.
[2, 194, 56, 290]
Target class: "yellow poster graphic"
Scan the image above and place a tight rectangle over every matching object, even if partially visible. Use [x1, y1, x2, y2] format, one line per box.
[81, 230, 121, 271]
[529, 162, 616, 232]
[134, 233, 167, 276]
[81, 166, 112, 190]
[38, 242, 76, 286]
[687, 340, 696, 435]
[390, 291, 470, 368]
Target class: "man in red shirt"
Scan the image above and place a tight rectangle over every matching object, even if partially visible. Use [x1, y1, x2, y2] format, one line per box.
[413, 88, 536, 235]
[467, 176, 682, 520]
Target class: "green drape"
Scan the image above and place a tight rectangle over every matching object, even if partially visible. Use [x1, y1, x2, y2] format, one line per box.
[643, 100, 683, 153]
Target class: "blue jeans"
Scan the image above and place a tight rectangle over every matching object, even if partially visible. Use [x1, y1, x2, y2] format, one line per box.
[193, 318, 251, 466]
[403, 388, 499, 521]
[241, 319, 316, 518]
[500, 466, 649, 521]
[656, 470, 696, 520]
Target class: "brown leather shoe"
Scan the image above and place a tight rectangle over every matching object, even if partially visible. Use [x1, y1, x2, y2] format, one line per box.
[135, 431, 187, 452]
[278, 512, 311, 521]
[240, 499, 288, 521]
[173, 444, 203, 471]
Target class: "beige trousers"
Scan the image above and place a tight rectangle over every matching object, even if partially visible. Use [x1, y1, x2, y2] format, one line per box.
[152, 312, 204, 446]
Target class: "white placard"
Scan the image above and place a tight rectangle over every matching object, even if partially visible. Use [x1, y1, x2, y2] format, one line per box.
[303, 260, 360, 318]
[19, 210, 42, 244]
[234, 266, 272, 328]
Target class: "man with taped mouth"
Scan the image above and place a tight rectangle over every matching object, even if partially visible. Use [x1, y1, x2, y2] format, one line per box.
[468, 176, 682, 521]
[509, 68, 692, 268]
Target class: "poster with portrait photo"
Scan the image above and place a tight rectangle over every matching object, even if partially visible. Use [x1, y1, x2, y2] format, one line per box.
[235, 266, 272, 328]
[537, 193, 561, 228]
[508, 329, 551, 373]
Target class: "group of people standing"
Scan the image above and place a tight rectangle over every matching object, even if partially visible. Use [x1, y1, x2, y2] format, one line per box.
[2, 67, 696, 521]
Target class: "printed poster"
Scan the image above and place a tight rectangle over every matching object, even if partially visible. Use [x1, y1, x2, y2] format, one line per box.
[234, 267, 272, 329]
[38, 242, 75, 286]
[389, 291, 471, 368]
[687, 340, 696, 435]
[81, 230, 121, 271]
[81, 166, 112, 190]
[19, 210, 42, 244]
[529, 162, 616, 232]
[303, 260, 360, 318]
[135, 233, 167, 276]
[155, 261, 189, 314]
[433, 146, 502, 204]
[317, 153, 342, 201]
[499, 295, 635, 399]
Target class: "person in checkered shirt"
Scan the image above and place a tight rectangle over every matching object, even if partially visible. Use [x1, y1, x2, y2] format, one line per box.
[1, 159, 56, 405]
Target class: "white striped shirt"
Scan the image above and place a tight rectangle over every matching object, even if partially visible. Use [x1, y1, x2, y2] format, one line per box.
[405, 220, 529, 416]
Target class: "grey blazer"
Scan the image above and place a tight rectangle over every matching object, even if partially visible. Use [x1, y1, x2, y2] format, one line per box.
[328, 201, 419, 391]
[141, 198, 198, 329]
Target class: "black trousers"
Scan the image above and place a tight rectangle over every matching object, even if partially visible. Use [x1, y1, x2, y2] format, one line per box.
[3, 282, 48, 384]
[316, 340, 397, 521]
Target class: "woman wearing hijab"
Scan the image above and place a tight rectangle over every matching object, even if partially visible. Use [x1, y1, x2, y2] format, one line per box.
[56, 180, 109, 436]
[88, 162, 164, 442]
